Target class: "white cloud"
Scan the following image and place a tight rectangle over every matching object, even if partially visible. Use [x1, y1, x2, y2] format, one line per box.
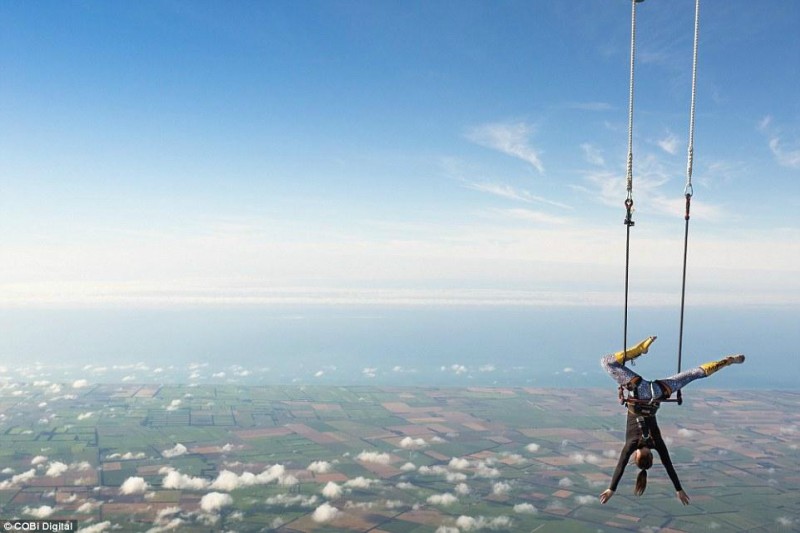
[399, 436, 427, 449]
[400, 462, 416, 471]
[677, 428, 696, 438]
[200, 492, 232, 513]
[356, 451, 391, 464]
[162, 470, 209, 491]
[657, 132, 680, 155]
[307, 460, 332, 474]
[466, 121, 544, 173]
[581, 143, 605, 166]
[161, 443, 188, 458]
[45, 462, 69, 477]
[769, 137, 800, 168]
[492, 481, 511, 495]
[466, 182, 570, 209]
[107, 452, 146, 460]
[24, 505, 55, 519]
[0, 468, 36, 489]
[119, 476, 149, 495]
[448, 457, 470, 470]
[77, 412, 94, 420]
[72, 379, 89, 389]
[266, 493, 318, 507]
[427, 493, 457, 506]
[31, 455, 48, 466]
[475, 461, 500, 478]
[496, 208, 568, 225]
[435, 527, 460, 533]
[361, 367, 377, 378]
[344, 476, 378, 489]
[575, 494, 595, 505]
[455, 482, 470, 495]
[513, 502, 537, 514]
[312, 502, 340, 523]
[208, 465, 291, 491]
[558, 477, 573, 488]
[75, 521, 111, 533]
[321, 481, 343, 500]
[525, 442, 540, 453]
[456, 515, 513, 531]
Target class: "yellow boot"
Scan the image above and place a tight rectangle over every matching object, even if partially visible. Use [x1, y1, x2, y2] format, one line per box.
[700, 354, 746, 376]
[614, 336, 657, 364]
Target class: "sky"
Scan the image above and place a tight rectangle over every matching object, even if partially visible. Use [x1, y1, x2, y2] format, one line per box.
[0, 0, 798, 311]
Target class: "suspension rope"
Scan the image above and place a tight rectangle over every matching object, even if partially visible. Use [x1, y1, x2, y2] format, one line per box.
[622, 0, 639, 365]
[676, 0, 700, 385]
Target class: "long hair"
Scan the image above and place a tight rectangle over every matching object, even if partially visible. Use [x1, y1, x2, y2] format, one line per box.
[633, 447, 653, 496]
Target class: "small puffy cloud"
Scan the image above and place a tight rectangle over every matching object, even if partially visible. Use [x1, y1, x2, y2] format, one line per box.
[45, 462, 69, 477]
[77, 412, 94, 420]
[448, 457, 470, 470]
[24, 505, 55, 519]
[400, 462, 416, 471]
[200, 492, 232, 513]
[399, 437, 427, 449]
[455, 482, 471, 495]
[0, 468, 36, 489]
[72, 379, 89, 389]
[436, 527, 460, 533]
[677, 428, 696, 438]
[107, 452, 146, 461]
[31, 455, 49, 466]
[356, 451, 391, 465]
[307, 461, 332, 474]
[312, 502, 340, 523]
[514, 502, 537, 514]
[427, 493, 457, 506]
[558, 477, 573, 488]
[322, 482, 343, 500]
[162, 470, 209, 491]
[265, 493, 318, 507]
[314, 370, 324, 378]
[575, 495, 595, 505]
[492, 481, 511, 495]
[119, 476, 149, 495]
[162, 443, 188, 458]
[362, 367, 377, 378]
[76, 521, 111, 533]
[525, 442, 540, 453]
[475, 462, 500, 478]
[562, 367, 574, 373]
[344, 477, 378, 489]
[166, 399, 182, 411]
[456, 515, 513, 531]
[570, 453, 601, 465]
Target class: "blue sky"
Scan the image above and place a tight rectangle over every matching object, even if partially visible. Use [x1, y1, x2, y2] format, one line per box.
[1, 0, 798, 309]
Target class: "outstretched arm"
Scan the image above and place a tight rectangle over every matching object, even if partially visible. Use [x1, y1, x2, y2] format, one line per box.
[652, 433, 683, 492]
[607, 440, 637, 492]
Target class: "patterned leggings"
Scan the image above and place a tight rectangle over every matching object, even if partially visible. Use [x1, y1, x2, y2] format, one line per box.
[601, 354, 706, 401]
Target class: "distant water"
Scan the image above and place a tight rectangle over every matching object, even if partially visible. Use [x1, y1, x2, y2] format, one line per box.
[0, 305, 795, 389]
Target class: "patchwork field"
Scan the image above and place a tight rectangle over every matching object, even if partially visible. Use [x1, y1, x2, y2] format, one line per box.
[0, 384, 797, 532]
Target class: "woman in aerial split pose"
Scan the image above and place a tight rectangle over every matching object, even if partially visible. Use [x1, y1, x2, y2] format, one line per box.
[598, 336, 745, 505]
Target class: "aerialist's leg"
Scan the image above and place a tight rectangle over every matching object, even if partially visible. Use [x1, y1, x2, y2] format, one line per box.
[658, 354, 745, 395]
[600, 336, 657, 386]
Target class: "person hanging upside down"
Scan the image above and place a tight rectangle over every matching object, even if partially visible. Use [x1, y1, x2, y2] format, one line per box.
[598, 336, 745, 505]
